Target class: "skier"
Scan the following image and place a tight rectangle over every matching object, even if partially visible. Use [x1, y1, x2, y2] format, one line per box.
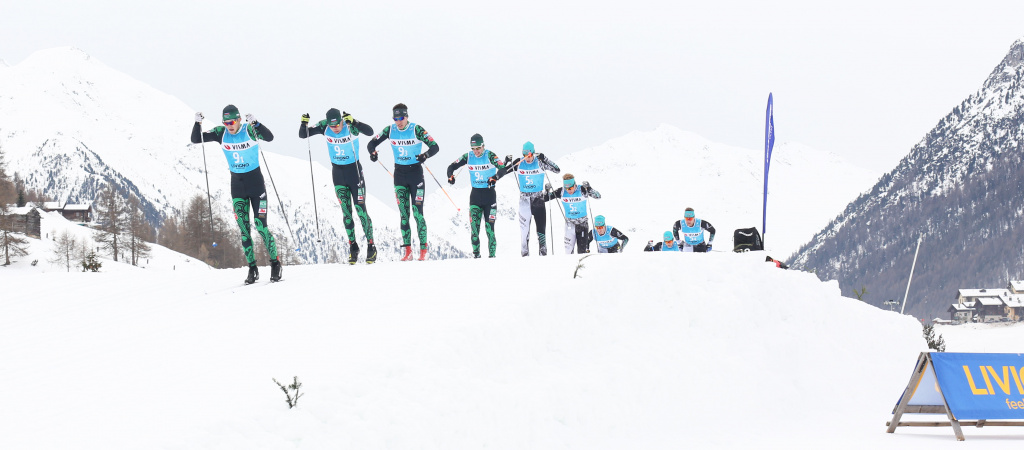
[672, 207, 716, 252]
[191, 105, 282, 284]
[299, 108, 377, 264]
[644, 231, 681, 251]
[542, 173, 601, 254]
[500, 141, 560, 256]
[766, 255, 789, 269]
[366, 103, 440, 261]
[445, 133, 510, 258]
[588, 215, 629, 253]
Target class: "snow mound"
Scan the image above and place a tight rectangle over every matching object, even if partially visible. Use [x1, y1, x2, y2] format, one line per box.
[0, 251, 951, 448]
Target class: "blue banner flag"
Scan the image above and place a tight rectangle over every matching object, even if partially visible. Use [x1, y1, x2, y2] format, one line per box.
[930, 352, 1024, 420]
[762, 93, 775, 239]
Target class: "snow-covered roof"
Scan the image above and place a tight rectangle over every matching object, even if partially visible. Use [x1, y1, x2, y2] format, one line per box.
[976, 296, 1005, 306]
[1004, 295, 1024, 308]
[6, 206, 39, 215]
[932, 318, 953, 324]
[949, 303, 974, 312]
[958, 288, 1008, 298]
[1010, 281, 1024, 292]
[41, 202, 91, 211]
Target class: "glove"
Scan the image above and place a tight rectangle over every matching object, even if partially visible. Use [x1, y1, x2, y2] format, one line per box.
[706, 244, 713, 252]
[620, 240, 628, 251]
[504, 155, 513, 165]
[544, 183, 552, 193]
[245, 113, 257, 126]
[301, 113, 310, 123]
[648, 240, 654, 246]
[487, 176, 497, 187]
[342, 112, 354, 124]
[369, 151, 379, 162]
[416, 153, 429, 163]
[582, 181, 591, 189]
[447, 175, 456, 185]
[194, 112, 204, 122]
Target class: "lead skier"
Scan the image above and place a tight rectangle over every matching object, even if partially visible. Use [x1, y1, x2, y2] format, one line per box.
[191, 105, 282, 284]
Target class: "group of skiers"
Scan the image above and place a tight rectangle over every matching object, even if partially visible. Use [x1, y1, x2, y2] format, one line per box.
[190, 104, 719, 284]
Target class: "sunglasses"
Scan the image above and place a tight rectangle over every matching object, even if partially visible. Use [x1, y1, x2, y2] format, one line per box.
[522, 150, 534, 157]
[329, 122, 343, 127]
[223, 119, 240, 126]
[665, 239, 674, 244]
[393, 116, 406, 121]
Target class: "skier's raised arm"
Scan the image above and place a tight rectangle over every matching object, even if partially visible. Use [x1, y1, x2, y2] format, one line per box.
[191, 114, 225, 144]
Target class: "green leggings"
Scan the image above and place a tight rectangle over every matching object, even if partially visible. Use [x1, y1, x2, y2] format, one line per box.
[394, 185, 427, 249]
[335, 185, 374, 244]
[233, 198, 278, 265]
[470, 204, 497, 257]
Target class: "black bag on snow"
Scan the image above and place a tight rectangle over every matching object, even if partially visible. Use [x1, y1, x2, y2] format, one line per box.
[733, 227, 763, 252]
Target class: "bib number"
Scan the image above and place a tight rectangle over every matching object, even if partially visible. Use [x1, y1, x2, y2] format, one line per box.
[233, 152, 243, 164]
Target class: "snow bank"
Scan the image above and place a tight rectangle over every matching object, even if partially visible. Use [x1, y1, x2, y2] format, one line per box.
[4, 250, 990, 448]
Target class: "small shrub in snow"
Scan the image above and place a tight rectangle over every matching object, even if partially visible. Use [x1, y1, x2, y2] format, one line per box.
[81, 252, 102, 272]
[923, 323, 946, 352]
[273, 376, 303, 409]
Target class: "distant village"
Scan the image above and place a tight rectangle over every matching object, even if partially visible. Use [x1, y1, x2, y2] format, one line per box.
[941, 281, 1024, 325]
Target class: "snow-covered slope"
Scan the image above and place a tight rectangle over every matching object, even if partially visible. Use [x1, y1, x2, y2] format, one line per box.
[432, 125, 875, 258]
[3, 251, 969, 448]
[3, 207, 209, 273]
[0, 47, 463, 263]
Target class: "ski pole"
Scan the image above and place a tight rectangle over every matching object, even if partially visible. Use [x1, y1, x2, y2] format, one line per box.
[194, 129, 216, 247]
[258, 146, 301, 256]
[424, 163, 460, 212]
[304, 130, 322, 243]
[544, 172, 566, 255]
[376, 159, 393, 177]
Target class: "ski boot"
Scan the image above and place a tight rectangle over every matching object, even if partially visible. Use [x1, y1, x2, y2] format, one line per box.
[348, 242, 359, 265]
[245, 265, 259, 285]
[473, 252, 481, 259]
[270, 259, 283, 282]
[418, 244, 429, 261]
[366, 242, 377, 264]
[400, 245, 414, 261]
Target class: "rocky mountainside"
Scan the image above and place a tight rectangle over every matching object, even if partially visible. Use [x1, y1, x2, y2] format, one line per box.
[791, 39, 1024, 319]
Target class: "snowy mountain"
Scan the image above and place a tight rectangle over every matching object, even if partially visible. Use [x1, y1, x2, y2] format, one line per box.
[0, 47, 465, 263]
[433, 125, 876, 259]
[792, 39, 1024, 320]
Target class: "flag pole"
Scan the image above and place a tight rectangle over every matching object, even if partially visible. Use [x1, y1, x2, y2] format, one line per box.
[762, 93, 775, 247]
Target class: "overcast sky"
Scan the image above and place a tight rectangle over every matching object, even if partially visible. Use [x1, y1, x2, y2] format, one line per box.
[3, 0, 1023, 175]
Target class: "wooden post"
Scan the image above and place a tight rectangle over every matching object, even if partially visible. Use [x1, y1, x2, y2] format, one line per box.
[887, 352, 930, 433]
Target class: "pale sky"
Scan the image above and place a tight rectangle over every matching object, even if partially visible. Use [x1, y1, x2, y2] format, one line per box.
[3, 0, 1023, 175]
